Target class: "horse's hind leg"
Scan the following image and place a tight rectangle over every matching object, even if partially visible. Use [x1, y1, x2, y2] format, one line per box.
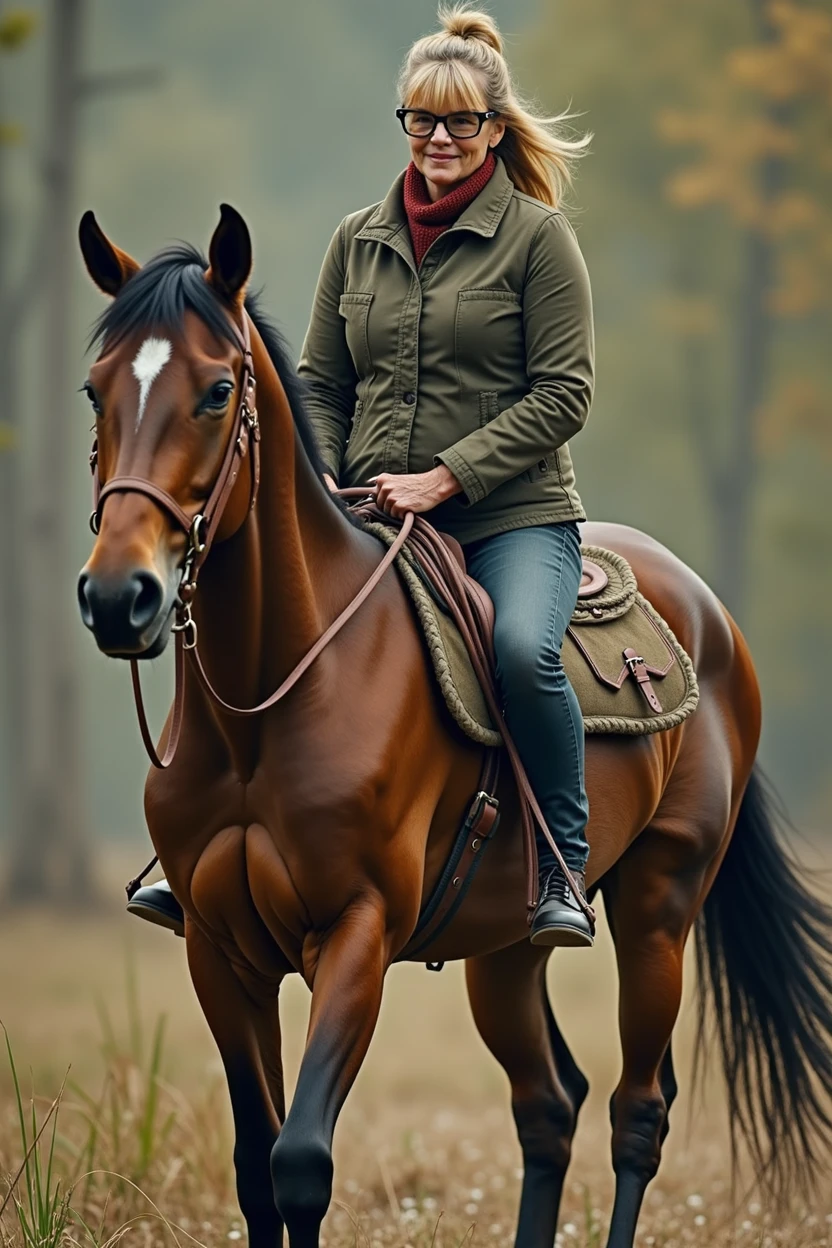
[187, 926, 286, 1248]
[601, 825, 713, 1248]
[466, 941, 588, 1248]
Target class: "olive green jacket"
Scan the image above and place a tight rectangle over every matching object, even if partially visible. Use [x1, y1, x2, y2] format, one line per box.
[297, 155, 594, 544]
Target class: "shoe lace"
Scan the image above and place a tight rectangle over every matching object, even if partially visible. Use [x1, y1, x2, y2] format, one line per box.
[538, 865, 571, 906]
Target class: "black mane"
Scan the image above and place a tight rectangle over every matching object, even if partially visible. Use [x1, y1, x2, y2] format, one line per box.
[88, 241, 342, 502]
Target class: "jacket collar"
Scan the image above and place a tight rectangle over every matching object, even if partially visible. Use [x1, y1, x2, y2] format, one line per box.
[355, 153, 515, 247]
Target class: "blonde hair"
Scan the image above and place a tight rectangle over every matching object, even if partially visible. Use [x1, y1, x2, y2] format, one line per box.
[397, 3, 592, 208]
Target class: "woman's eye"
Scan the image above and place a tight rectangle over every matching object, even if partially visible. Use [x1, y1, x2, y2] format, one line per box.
[202, 382, 233, 411]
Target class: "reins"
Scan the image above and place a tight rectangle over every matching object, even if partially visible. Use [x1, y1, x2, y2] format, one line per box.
[91, 309, 594, 930]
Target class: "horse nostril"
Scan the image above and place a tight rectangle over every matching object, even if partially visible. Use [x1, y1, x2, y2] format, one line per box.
[77, 568, 166, 647]
[129, 571, 165, 631]
[77, 572, 94, 629]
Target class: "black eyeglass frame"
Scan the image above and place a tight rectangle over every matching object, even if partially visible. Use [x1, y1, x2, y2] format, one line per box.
[395, 107, 500, 139]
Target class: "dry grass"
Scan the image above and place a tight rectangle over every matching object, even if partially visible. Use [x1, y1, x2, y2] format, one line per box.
[0, 860, 830, 1247]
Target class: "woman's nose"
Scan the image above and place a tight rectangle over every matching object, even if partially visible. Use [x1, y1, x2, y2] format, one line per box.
[432, 123, 452, 143]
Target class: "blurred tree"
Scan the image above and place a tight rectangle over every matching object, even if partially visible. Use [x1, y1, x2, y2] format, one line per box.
[527, 0, 831, 620]
[1, 0, 162, 902]
[2, 0, 94, 903]
[0, 7, 46, 898]
[656, 0, 832, 616]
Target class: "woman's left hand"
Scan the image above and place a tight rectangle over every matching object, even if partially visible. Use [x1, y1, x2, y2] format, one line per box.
[369, 465, 463, 519]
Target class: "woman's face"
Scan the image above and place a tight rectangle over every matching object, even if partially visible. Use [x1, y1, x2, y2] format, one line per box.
[405, 102, 505, 201]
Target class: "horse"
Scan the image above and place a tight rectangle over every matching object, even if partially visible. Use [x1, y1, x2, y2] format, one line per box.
[76, 203, 832, 1248]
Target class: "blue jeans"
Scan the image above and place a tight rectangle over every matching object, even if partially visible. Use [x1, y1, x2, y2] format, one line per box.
[463, 522, 590, 874]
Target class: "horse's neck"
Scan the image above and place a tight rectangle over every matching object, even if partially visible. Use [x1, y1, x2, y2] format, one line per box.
[191, 347, 372, 744]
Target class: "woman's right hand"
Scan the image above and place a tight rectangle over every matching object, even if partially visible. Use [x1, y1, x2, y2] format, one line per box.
[323, 472, 338, 493]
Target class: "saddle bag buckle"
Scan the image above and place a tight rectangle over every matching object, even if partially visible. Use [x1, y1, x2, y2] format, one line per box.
[624, 652, 645, 677]
[623, 647, 663, 714]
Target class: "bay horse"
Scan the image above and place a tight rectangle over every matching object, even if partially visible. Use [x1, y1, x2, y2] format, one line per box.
[76, 204, 832, 1248]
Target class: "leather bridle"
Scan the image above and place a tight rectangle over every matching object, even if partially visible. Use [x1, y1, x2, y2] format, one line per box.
[88, 310, 414, 769]
[90, 311, 261, 653]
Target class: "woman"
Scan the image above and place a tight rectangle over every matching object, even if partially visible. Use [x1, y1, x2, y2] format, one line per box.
[301, 5, 595, 947]
[129, 4, 595, 947]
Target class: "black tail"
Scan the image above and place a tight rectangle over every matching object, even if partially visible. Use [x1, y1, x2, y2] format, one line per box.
[695, 765, 832, 1200]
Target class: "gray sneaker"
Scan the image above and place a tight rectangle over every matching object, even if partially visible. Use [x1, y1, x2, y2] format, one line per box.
[126, 879, 185, 937]
[529, 866, 594, 948]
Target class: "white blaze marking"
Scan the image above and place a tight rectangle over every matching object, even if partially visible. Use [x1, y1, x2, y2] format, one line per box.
[131, 336, 172, 429]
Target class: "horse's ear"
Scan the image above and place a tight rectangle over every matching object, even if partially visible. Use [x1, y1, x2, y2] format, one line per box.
[205, 203, 252, 307]
[79, 211, 140, 297]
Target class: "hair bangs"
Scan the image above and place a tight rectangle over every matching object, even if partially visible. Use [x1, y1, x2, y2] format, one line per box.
[403, 60, 488, 115]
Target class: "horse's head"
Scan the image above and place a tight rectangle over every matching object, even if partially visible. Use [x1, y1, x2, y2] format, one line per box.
[77, 204, 257, 658]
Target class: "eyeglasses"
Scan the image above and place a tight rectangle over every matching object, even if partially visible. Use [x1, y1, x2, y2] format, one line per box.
[396, 108, 499, 140]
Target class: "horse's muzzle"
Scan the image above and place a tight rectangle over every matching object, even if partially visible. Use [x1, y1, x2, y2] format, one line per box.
[77, 567, 171, 657]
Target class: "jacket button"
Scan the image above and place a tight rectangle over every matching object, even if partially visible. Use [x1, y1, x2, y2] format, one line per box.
[402, 391, 416, 405]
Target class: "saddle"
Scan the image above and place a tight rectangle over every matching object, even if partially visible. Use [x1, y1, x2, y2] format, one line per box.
[357, 514, 700, 745]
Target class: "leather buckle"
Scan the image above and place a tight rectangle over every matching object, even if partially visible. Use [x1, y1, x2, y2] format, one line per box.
[623, 648, 663, 713]
[468, 790, 500, 839]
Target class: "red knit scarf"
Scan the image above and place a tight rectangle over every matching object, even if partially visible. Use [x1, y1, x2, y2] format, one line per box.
[403, 151, 497, 267]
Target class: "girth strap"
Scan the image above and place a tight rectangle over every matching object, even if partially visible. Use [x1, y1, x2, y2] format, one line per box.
[396, 745, 502, 963]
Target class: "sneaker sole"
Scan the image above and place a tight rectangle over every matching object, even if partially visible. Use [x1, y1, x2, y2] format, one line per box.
[126, 898, 185, 938]
[529, 922, 594, 949]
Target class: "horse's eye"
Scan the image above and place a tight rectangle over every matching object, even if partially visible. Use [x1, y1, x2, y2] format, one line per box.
[82, 383, 102, 415]
[202, 381, 234, 412]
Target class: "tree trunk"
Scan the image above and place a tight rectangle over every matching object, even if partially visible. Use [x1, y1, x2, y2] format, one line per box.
[710, 227, 772, 619]
[0, 142, 28, 882]
[5, 0, 92, 902]
[706, 0, 789, 622]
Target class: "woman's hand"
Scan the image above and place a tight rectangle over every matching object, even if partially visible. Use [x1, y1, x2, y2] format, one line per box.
[323, 472, 338, 493]
[369, 464, 463, 519]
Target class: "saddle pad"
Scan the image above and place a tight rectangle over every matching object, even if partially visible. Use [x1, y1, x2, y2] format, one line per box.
[362, 522, 700, 744]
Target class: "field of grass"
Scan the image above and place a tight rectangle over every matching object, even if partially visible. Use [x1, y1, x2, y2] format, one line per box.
[1, 856, 830, 1248]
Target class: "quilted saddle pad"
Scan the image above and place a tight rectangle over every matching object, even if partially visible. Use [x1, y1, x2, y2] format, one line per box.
[361, 522, 700, 746]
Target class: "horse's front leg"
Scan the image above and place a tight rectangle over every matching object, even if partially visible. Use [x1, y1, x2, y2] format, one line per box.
[186, 924, 287, 1248]
[271, 897, 388, 1248]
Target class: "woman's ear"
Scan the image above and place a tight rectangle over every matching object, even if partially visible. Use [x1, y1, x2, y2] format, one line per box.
[79, 211, 141, 296]
[205, 203, 253, 307]
[488, 120, 506, 149]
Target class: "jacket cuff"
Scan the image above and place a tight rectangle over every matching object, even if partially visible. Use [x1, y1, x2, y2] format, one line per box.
[433, 448, 485, 506]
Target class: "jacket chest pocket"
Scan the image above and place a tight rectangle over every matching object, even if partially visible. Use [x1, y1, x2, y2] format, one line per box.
[455, 288, 522, 390]
[339, 292, 374, 379]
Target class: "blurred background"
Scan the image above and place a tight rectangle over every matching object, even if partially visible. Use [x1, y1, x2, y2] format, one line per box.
[1, 0, 830, 900]
[0, 2, 830, 1243]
